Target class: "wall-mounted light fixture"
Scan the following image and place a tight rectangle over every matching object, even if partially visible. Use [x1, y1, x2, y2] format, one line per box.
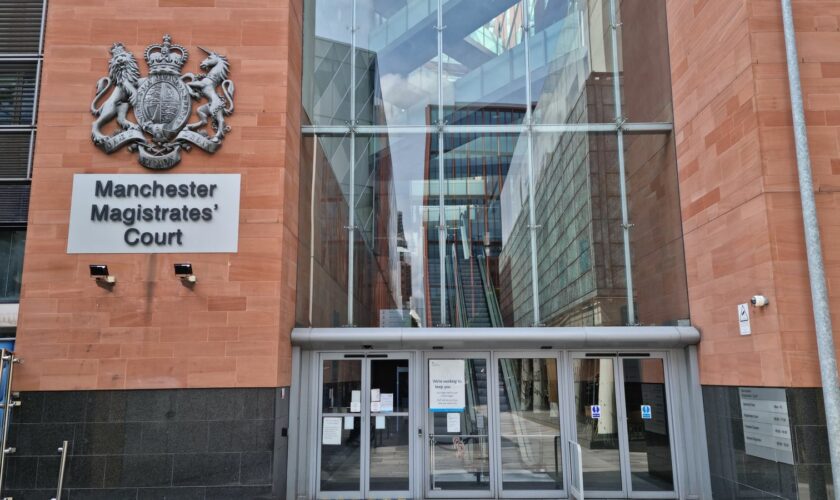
[174, 263, 196, 285]
[89, 265, 116, 286]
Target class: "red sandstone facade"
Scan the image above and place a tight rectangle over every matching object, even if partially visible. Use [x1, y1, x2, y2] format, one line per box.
[667, 0, 840, 388]
[15, 0, 302, 391]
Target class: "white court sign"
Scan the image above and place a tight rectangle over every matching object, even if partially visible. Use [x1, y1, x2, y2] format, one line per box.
[429, 359, 465, 412]
[67, 174, 240, 254]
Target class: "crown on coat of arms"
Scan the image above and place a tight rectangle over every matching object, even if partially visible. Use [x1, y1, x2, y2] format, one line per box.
[143, 34, 188, 75]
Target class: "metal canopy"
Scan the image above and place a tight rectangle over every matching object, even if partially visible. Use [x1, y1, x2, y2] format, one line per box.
[291, 326, 700, 350]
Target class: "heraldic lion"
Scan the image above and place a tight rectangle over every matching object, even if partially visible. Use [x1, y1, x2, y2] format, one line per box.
[90, 43, 141, 145]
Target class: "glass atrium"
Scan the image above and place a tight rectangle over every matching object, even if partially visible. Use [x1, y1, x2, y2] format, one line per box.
[298, 0, 688, 329]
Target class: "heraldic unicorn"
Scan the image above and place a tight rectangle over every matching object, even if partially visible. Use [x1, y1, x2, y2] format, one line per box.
[90, 35, 235, 170]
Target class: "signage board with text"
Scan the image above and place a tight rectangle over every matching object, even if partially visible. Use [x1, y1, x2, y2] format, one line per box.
[67, 174, 240, 254]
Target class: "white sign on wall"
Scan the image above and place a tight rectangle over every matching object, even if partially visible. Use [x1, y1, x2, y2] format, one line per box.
[739, 387, 794, 465]
[428, 359, 465, 412]
[67, 174, 240, 254]
[738, 303, 751, 335]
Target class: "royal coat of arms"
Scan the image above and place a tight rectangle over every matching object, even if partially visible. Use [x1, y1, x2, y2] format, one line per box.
[90, 35, 235, 170]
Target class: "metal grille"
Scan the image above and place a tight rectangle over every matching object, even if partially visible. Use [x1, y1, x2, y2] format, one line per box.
[0, 132, 32, 179]
[0, 184, 30, 226]
[0, 62, 38, 126]
[0, 0, 44, 55]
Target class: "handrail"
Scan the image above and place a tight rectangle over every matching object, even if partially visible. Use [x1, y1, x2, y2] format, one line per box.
[0, 349, 20, 498]
[51, 440, 69, 500]
[443, 250, 457, 326]
[449, 245, 467, 327]
[477, 253, 504, 327]
[568, 439, 584, 499]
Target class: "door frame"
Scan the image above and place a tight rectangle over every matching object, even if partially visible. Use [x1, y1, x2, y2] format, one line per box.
[314, 351, 415, 499]
[491, 351, 571, 499]
[423, 351, 494, 499]
[619, 352, 679, 500]
[567, 351, 679, 500]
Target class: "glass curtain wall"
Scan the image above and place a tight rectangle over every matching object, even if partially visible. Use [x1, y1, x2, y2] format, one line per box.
[299, 0, 689, 328]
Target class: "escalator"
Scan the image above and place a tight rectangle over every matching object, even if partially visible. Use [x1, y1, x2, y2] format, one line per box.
[449, 250, 504, 328]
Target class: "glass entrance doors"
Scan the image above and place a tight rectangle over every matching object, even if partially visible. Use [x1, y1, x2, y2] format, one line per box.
[426, 355, 492, 497]
[425, 353, 568, 499]
[496, 355, 565, 497]
[571, 354, 677, 498]
[317, 353, 412, 499]
[314, 351, 677, 499]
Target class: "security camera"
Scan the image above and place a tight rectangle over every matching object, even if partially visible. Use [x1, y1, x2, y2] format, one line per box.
[750, 295, 769, 307]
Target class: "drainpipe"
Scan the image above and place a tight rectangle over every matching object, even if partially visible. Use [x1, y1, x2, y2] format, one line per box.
[780, 1, 840, 496]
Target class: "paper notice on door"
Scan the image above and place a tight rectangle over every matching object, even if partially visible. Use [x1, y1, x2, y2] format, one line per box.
[447, 413, 461, 433]
[322, 417, 342, 445]
[371, 388, 381, 402]
[429, 359, 466, 412]
[351, 390, 361, 403]
[371, 401, 381, 412]
[344, 416, 354, 430]
[375, 415, 386, 429]
[380, 393, 394, 412]
[350, 401, 361, 413]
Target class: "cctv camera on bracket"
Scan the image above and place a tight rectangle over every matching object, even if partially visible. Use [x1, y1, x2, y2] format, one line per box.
[750, 295, 769, 308]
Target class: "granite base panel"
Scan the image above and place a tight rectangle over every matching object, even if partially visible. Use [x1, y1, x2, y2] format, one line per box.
[1, 388, 289, 499]
[703, 386, 835, 500]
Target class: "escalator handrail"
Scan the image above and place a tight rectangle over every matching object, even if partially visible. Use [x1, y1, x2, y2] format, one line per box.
[450, 245, 468, 327]
[476, 252, 504, 328]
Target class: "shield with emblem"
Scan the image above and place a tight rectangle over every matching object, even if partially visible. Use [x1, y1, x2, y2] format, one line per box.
[134, 74, 192, 144]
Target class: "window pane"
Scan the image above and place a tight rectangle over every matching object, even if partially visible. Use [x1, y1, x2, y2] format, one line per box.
[427, 358, 490, 491]
[356, 0, 439, 126]
[0, 230, 25, 302]
[0, 62, 38, 126]
[497, 133, 533, 327]
[302, 0, 354, 126]
[321, 359, 362, 413]
[530, 0, 616, 124]
[573, 357, 622, 491]
[296, 135, 352, 327]
[300, 133, 440, 327]
[369, 415, 410, 490]
[441, 1, 527, 123]
[622, 358, 675, 492]
[498, 357, 562, 491]
[625, 132, 689, 325]
[0, 133, 32, 179]
[532, 131, 628, 326]
[440, 130, 529, 328]
[617, 0, 674, 122]
[0, 0, 44, 54]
